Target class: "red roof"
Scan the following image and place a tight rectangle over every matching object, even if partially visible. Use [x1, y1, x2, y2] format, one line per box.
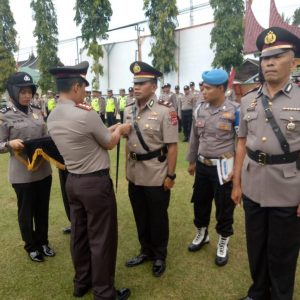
[269, 0, 300, 38]
[243, 0, 300, 54]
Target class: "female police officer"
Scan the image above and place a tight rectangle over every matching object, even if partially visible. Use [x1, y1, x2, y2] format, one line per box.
[0, 72, 54, 262]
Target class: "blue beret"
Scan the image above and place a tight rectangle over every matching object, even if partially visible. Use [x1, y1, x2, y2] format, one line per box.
[202, 69, 228, 85]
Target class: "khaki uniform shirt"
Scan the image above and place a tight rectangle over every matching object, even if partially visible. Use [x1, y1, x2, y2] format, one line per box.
[159, 92, 177, 111]
[47, 99, 111, 174]
[239, 82, 300, 207]
[99, 97, 106, 114]
[124, 95, 178, 186]
[174, 92, 183, 113]
[178, 93, 197, 118]
[126, 95, 135, 106]
[0, 104, 52, 184]
[187, 99, 239, 162]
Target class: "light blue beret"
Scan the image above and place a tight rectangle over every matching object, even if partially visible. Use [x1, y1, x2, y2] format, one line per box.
[202, 69, 228, 85]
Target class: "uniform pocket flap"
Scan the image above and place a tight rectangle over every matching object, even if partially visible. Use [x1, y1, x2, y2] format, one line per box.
[243, 111, 258, 122]
[279, 111, 300, 122]
[282, 163, 299, 178]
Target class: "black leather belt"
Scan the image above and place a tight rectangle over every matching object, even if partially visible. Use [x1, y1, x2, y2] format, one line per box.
[246, 148, 299, 165]
[129, 146, 167, 161]
[70, 168, 109, 177]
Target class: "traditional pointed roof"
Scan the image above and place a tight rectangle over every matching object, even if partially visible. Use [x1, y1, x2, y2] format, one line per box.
[269, 0, 300, 37]
[243, 0, 265, 54]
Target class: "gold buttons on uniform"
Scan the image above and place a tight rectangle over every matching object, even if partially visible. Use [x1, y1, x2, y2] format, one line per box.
[137, 116, 141, 120]
[262, 137, 267, 142]
[133, 144, 137, 148]
[265, 118, 269, 122]
[145, 124, 149, 128]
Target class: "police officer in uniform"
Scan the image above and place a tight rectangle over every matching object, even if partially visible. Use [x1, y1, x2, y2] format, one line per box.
[47, 61, 131, 300]
[159, 83, 177, 109]
[118, 88, 127, 123]
[186, 69, 239, 266]
[106, 89, 118, 126]
[174, 85, 183, 132]
[124, 61, 178, 277]
[232, 27, 300, 300]
[0, 72, 54, 262]
[178, 85, 197, 142]
[126, 87, 135, 105]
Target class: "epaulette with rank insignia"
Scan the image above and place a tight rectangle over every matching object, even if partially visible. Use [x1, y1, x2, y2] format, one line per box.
[243, 85, 262, 97]
[125, 102, 135, 107]
[75, 103, 92, 111]
[0, 106, 11, 114]
[158, 100, 172, 108]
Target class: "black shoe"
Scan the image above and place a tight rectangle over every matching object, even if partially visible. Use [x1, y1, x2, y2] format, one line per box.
[152, 259, 166, 277]
[73, 285, 91, 297]
[41, 244, 56, 257]
[63, 226, 71, 234]
[125, 254, 150, 267]
[239, 297, 253, 300]
[116, 288, 131, 300]
[29, 250, 44, 262]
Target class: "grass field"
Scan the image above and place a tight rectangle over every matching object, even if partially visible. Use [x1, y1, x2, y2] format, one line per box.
[0, 139, 299, 300]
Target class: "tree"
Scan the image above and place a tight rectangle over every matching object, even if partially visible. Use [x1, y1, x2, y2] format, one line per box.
[31, 0, 60, 93]
[292, 8, 300, 26]
[144, 0, 178, 74]
[74, 0, 112, 90]
[209, 0, 244, 72]
[281, 12, 292, 25]
[0, 0, 17, 94]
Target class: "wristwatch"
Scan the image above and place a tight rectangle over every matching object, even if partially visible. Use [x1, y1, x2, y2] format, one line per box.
[166, 173, 176, 180]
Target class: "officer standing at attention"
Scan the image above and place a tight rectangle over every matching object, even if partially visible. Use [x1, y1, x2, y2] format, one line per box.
[106, 89, 118, 126]
[124, 61, 178, 277]
[0, 72, 54, 262]
[118, 88, 127, 123]
[159, 83, 177, 109]
[47, 61, 131, 300]
[186, 69, 239, 267]
[174, 85, 183, 132]
[232, 27, 300, 300]
[91, 90, 101, 114]
[178, 85, 197, 142]
[126, 87, 135, 105]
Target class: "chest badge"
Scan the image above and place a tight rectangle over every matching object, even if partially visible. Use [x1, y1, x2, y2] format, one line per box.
[32, 113, 39, 120]
[287, 117, 296, 131]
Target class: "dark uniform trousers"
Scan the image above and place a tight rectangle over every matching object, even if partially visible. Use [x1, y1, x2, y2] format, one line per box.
[128, 182, 170, 260]
[12, 175, 52, 252]
[119, 111, 124, 124]
[106, 112, 116, 127]
[58, 169, 70, 221]
[191, 161, 235, 237]
[243, 196, 300, 300]
[66, 172, 117, 300]
[100, 113, 106, 125]
[181, 109, 193, 140]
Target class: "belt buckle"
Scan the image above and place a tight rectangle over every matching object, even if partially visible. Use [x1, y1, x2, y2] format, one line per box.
[130, 152, 137, 160]
[203, 158, 212, 166]
[258, 152, 266, 165]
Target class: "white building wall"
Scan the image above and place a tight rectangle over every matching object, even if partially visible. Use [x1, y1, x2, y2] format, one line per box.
[80, 21, 216, 95]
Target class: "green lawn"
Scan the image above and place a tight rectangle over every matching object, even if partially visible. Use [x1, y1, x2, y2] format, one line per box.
[0, 139, 299, 300]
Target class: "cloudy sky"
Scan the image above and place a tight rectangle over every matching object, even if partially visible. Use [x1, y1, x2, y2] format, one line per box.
[9, 0, 300, 63]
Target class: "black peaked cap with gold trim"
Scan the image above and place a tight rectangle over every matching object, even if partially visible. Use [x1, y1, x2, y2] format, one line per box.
[130, 61, 162, 83]
[49, 61, 90, 86]
[256, 27, 300, 58]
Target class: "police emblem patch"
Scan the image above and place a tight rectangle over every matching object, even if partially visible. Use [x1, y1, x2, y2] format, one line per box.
[133, 63, 141, 74]
[264, 31, 276, 45]
[169, 111, 177, 125]
[24, 75, 31, 82]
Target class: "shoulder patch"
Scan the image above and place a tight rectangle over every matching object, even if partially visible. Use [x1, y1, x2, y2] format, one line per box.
[75, 103, 92, 111]
[158, 100, 172, 108]
[0, 106, 11, 114]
